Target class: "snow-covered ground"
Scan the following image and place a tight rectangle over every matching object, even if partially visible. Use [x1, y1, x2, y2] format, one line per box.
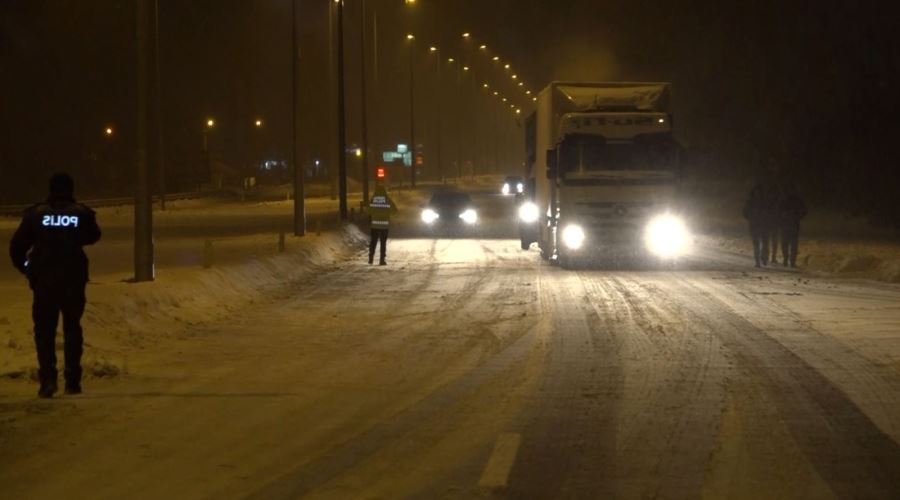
[1, 179, 899, 498]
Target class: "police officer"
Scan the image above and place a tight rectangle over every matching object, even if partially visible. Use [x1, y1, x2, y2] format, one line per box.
[9, 173, 102, 398]
[368, 183, 397, 265]
[779, 182, 807, 268]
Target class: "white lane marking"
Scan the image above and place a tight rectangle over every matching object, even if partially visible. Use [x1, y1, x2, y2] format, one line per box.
[478, 433, 522, 490]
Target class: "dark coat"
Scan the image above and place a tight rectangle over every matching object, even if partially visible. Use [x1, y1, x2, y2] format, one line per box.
[9, 196, 102, 288]
[779, 193, 807, 231]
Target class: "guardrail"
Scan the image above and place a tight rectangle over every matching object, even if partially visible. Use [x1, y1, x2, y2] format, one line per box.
[0, 191, 214, 216]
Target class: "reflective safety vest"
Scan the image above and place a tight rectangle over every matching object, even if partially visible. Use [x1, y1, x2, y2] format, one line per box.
[369, 191, 397, 228]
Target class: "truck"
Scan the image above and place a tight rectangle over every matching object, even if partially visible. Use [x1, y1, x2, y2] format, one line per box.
[517, 82, 688, 267]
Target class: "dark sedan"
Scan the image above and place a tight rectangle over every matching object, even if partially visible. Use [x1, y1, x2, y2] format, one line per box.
[420, 191, 478, 227]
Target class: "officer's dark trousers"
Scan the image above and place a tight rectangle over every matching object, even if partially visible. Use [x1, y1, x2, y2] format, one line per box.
[32, 282, 86, 385]
[369, 229, 388, 263]
[750, 223, 770, 266]
[781, 225, 800, 267]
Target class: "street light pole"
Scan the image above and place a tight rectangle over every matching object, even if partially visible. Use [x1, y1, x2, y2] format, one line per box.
[407, 34, 416, 188]
[134, 0, 154, 282]
[336, 0, 348, 220]
[292, 0, 306, 236]
[429, 47, 443, 183]
[359, 0, 370, 204]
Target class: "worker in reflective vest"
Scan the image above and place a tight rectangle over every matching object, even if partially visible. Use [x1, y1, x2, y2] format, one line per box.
[368, 185, 398, 265]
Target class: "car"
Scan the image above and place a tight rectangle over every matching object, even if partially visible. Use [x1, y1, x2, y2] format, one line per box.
[420, 191, 479, 227]
[501, 176, 525, 195]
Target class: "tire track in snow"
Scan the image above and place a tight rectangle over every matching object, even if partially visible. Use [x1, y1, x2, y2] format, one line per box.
[669, 275, 900, 499]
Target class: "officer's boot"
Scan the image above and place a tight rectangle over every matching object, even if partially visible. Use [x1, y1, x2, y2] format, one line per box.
[38, 368, 58, 399]
[64, 367, 82, 395]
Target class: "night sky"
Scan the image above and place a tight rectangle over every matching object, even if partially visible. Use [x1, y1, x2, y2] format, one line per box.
[1, 0, 898, 224]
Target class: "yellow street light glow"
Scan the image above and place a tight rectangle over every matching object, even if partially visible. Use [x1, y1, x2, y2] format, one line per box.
[518, 82, 524, 87]
[483, 83, 489, 88]
[532, 97, 537, 101]
[502, 97, 507, 102]
[526, 90, 532, 95]
[463, 66, 470, 71]
[404, 0, 415, 4]
[448, 57, 455, 63]
[493, 91, 499, 96]
[355, 148, 363, 158]
[516, 109, 522, 114]
[406, 33, 415, 40]
[479, 45, 487, 50]
[206, 119, 215, 128]
[512, 74, 518, 79]
[255, 119, 263, 127]
[504, 64, 510, 69]
[429, 46, 437, 52]
[492, 56, 499, 61]
[462, 32, 470, 38]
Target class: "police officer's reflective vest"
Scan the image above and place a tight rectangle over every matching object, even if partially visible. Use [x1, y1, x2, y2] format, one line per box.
[369, 190, 397, 228]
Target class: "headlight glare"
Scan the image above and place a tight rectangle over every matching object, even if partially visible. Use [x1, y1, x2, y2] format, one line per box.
[645, 214, 690, 258]
[421, 208, 439, 224]
[501, 183, 510, 195]
[516, 183, 524, 193]
[460, 209, 478, 224]
[561, 224, 585, 250]
[518, 202, 539, 223]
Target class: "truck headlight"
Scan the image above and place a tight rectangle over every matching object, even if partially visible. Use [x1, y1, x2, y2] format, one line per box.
[421, 208, 439, 224]
[460, 209, 478, 224]
[518, 201, 539, 223]
[501, 183, 510, 195]
[645, 214, 690, 258]
[561, 224, 585, 250]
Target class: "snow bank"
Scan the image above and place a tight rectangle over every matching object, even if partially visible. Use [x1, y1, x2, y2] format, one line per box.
[0, 226, 367, 381]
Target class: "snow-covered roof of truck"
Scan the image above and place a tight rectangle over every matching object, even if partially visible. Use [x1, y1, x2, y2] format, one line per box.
[548, 82, 671, 113]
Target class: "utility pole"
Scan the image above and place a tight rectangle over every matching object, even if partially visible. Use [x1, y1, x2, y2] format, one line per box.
[359, 0, 370, 204]
[292, 0, 306, 236]
[134, 0, 154, 282]
[336, 0, 348, 220]
[408, 35, 416, 187]
[153, 0, 165, 211]
[436, 52, 443, 183]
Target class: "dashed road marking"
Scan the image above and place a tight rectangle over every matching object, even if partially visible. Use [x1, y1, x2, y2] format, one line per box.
[478, 433, 522, 490]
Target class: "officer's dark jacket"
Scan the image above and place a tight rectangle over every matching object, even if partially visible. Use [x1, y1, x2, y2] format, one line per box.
[9, 196, 101, 287]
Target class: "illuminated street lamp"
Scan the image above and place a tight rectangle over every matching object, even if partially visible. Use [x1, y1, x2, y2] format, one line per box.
[462, 32, 470, 39]
[254, 119, 263, 127]
[105, 127, 114, 137]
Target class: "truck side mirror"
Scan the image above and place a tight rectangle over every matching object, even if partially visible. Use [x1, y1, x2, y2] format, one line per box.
[546, 149, 558, 179]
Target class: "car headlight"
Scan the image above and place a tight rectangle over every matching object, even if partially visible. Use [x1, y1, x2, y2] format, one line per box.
[561, 224, 585, 250]
[644, 214, 690, 258]
[460, 209, 478, 224]
[516, 182, 524, 193]
[421, 208, 439, 224]
[501, 183, 510, 195]
[518, 201, 539, 223]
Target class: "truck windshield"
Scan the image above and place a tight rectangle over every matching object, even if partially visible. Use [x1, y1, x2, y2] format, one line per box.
[559, 133, 677, 173]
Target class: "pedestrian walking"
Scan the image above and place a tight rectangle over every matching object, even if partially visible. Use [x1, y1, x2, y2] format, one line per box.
[744, 181, 776, 267]
[779, 182, 807, 267]
[368, 184, 397, 265]
[9, 173, 102, 398]
[767, 182, 782, 265]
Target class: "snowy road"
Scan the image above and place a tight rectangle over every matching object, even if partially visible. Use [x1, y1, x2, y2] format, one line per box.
[2, 194, 900, 499]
